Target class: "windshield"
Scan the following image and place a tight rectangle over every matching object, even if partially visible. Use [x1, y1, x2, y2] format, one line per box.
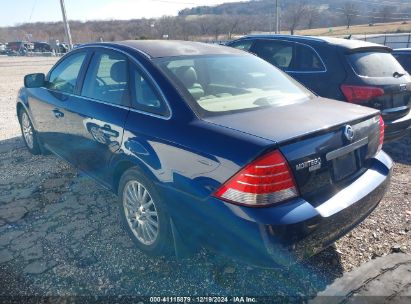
[156, 55, 313, 116]
[347, 51, 407, 78]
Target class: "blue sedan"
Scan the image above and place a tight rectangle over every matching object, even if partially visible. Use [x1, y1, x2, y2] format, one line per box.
[17, 41, 392, 266]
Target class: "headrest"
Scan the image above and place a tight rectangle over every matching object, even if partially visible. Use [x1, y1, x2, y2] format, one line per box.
[175, 66, 198, 87]
[110, 61, 127, 83]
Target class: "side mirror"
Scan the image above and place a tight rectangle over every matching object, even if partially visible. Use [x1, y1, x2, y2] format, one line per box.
[24, 73, 46, 88]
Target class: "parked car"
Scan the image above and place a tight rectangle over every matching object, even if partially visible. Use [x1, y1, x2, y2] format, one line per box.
[17, 41, 391, 266]
[393, 48, 411, 74]
[227, 35, 411, 141]
[33, 42, 52, 53]
[6, 41, 34, 55]
[0, 43, 6, 54]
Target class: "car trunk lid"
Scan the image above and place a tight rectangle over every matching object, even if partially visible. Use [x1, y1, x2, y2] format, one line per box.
[205, 97, 381, 200]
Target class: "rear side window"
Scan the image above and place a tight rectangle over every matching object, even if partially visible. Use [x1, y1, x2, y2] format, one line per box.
[82, 51, 130, 106]
[252, 40, 294, 69]
[48, 52, 86, 94]
[347, 52, 406, 77]
[295, 44, 325, 72]
[228, 40, 253, 52]
[131, 65, 169, 117]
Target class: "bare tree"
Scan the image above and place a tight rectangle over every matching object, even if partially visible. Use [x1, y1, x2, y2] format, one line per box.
[342, 2, 356, 29]
[283, 2, 308, 35]
[224, 15, 241, 39]
[305, 6, 320, 29]
[208, 15, 224, 41]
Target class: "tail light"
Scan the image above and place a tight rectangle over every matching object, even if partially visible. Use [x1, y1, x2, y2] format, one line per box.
[341, 84, 384, 104]
[214, 150, 298, 207]
[378, 115, 385, 152]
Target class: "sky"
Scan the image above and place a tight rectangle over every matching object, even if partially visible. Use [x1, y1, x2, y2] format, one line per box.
[0, 0, 243, 27]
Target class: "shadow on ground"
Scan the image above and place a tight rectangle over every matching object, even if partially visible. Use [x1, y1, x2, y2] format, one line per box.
[383, 131, 411, 165]
[0, 136, 343, 297]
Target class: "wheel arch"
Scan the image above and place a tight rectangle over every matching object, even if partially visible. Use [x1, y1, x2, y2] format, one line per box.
[111, 158, 160, 195]
[16, 101, 27, 122]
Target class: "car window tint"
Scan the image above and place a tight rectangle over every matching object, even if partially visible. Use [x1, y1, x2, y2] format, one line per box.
[132, 66, 169, 117]
[48, 52, 86, 94]
[82, 51, 129, 105]
[295, 44, 325, 72]
[348, 52, 406, 77]
[228, 40, 253, 52]
[252, 40, 294, 69]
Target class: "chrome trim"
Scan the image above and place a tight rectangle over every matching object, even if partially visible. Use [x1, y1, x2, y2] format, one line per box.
[326, 137, 369, 161]
[255, 162, 285, 169]
[244, 172, 288, 178]
[237, 178, 292, 187]
[51, 44, 173, 120]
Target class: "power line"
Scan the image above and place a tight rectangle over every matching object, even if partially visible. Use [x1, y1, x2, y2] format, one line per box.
[28, 0, 38, 23]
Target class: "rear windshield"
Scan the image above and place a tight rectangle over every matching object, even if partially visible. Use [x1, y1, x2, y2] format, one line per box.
[156, 55, 313, 116]
[347, 51, 406, 77]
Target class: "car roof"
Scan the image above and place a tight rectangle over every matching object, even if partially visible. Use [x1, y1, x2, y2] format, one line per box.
[237, 34, 391, 51]
[85, 40, 246, 58]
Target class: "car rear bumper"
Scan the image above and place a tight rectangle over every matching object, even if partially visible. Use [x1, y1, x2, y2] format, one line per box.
[384, 107, 411, 142]
[168, 151, 392, 267]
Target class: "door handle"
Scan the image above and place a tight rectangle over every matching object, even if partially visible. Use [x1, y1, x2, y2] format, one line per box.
[52, 108, 64, 118]
[101, 125, 119, 138]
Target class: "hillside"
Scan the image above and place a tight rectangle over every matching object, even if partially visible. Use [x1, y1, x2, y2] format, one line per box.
[1, 0, 411, 44]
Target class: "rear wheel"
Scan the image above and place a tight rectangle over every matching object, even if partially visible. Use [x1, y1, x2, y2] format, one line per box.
[19, 109, 41, 155]
[118, 168, 173, 256]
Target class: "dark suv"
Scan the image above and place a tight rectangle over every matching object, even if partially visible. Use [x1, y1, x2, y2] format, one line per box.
[227, 35, 411, 141]
[393, 48, 411, 74]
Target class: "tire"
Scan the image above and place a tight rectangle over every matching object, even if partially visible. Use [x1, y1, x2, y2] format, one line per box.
[118, 167, 173, 256]
[18, 109, 41, 155]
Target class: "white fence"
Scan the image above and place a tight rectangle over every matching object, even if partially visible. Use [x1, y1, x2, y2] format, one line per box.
[353, 33, 411, 49]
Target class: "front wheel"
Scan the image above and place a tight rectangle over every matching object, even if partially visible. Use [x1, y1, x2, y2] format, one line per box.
[19, 109, 41, 155]
[118, 168, 173, 256]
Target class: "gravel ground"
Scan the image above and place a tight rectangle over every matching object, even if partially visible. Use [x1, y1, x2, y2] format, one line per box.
[0, 56, 410, 298]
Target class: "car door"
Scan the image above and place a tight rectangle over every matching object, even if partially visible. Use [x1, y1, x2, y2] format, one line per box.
[54, 48, 131, 185]
[28, 50, 89, 154]
[249, 39, 327, 95]
[287, 43, 328, 95]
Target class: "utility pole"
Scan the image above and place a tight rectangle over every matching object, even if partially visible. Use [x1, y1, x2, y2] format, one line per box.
[275, 0, 279, 34]
[59, 0, 73, 50]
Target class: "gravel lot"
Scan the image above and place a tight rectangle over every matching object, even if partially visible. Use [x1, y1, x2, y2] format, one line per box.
[0, 56, 410, 298]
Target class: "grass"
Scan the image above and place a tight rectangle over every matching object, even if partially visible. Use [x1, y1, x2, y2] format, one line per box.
[293, 20, 411, 37]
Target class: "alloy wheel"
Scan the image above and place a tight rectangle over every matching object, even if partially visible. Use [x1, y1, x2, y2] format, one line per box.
[123, 180, 159, 245]
[22, 112, 34, 149]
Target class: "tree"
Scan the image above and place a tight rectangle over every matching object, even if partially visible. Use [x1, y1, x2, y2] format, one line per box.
[283, 2, 308, 35]
[342, 2, 356, 29]
[305, 6, 321, 29]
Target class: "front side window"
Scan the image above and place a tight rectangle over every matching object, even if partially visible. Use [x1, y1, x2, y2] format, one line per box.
[82, 51, 129, 105]
[48, 52, 86, 94]
[157, 54, 313, 116]
[252, 40, 294, 69]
